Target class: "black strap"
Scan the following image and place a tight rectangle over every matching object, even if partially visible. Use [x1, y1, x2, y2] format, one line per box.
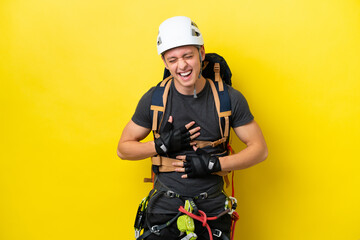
[154, 178, 223, 200]
[136, 211, 182, 240]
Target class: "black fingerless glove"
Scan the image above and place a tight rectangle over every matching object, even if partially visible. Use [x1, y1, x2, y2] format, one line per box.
[154, 121, 191, 155]
[183, 148, 222, 178]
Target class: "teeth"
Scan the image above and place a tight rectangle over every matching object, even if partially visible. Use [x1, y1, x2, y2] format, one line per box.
[180, 71, 191, 77]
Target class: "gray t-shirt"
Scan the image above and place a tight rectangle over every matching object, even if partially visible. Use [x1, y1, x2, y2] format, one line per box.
[132, 80, 254, 215]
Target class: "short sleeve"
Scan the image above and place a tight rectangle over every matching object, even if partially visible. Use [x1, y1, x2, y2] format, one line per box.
[131, 87, 155, 129]
[228, 85, 254, 128]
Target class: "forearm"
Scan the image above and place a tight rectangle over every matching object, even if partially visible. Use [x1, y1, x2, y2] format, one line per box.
[173, 121, 268, 178]
[219, 142, 268, 171]
[117, 118, 200, 161]
[117, 140, 156, 160]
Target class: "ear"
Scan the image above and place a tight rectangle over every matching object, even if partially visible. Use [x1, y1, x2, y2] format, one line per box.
[200, 45, 205, 61]
[161, 55, 169, 70]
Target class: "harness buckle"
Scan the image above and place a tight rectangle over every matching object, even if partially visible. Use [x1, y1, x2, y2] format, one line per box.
[165, 190, 176, 198]
[151, 225, 160, 235]
[214, 63, 220, 73]
[199, 192, 208, 199]
[213, 229, 222, 237]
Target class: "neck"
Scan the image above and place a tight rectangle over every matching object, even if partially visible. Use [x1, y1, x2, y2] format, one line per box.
[174, 76, 206, 96]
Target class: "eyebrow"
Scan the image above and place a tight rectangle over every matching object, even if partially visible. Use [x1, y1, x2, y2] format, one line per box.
[166, 52, 194, 61]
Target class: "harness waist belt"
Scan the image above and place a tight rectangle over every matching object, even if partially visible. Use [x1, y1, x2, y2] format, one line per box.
[154, 178, 224, 200]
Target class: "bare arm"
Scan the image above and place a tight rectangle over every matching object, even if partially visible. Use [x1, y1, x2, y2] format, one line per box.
[219, 120, 268, 171]
[117, 118, 201, 160]
[117, 120, 155, 160]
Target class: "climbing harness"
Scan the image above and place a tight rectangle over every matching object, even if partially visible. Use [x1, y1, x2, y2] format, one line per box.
[135, 176, 239, 240]
[134, 193, 238, 239]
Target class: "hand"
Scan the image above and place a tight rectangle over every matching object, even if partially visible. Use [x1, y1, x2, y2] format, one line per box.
[154, 116, 200, 155]
[174, 146, 222, 178]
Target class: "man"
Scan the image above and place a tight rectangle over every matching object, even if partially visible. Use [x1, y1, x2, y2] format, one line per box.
[117, 16, 268, 240]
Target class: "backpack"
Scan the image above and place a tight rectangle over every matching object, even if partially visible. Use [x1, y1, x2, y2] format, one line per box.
[144, 53, 233, 184]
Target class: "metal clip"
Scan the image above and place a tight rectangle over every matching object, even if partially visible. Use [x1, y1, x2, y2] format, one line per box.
[213, 229, 222, 238]
[199, 192, 208, 199]
[135, 230, 140, 239]
[151, 225, 160, 235]
[228, 196, 238, 214]
[181, 232, 197, 240]
[166, 190, 176, 198]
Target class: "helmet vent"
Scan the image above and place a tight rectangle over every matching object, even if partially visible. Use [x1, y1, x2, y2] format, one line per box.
[157, 37, 162, 46]
[191, 21, 198, 28]
[192, 29, 200, 37]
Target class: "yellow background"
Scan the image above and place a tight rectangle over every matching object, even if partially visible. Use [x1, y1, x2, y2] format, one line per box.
[1, 0, 359, 239]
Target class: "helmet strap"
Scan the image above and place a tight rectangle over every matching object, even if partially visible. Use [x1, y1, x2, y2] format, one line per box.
[198, 47, 203, 79]
[194, 47, 203, 99]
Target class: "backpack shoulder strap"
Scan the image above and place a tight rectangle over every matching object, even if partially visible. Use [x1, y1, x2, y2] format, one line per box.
[207, 72, 232, 188]
[207, 66, 232, 140]
[150, 76, 172, 137]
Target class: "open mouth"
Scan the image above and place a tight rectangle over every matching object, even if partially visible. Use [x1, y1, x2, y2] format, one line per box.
[178, 70, 192, 79]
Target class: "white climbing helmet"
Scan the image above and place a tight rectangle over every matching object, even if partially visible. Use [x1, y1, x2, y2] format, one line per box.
[157, 16, 204, 55]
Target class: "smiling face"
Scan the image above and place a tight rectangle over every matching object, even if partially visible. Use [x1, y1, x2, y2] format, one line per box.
[162, 45, 206, 95]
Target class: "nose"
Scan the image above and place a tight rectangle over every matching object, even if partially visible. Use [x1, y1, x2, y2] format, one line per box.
[178, 58, 188, 70]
